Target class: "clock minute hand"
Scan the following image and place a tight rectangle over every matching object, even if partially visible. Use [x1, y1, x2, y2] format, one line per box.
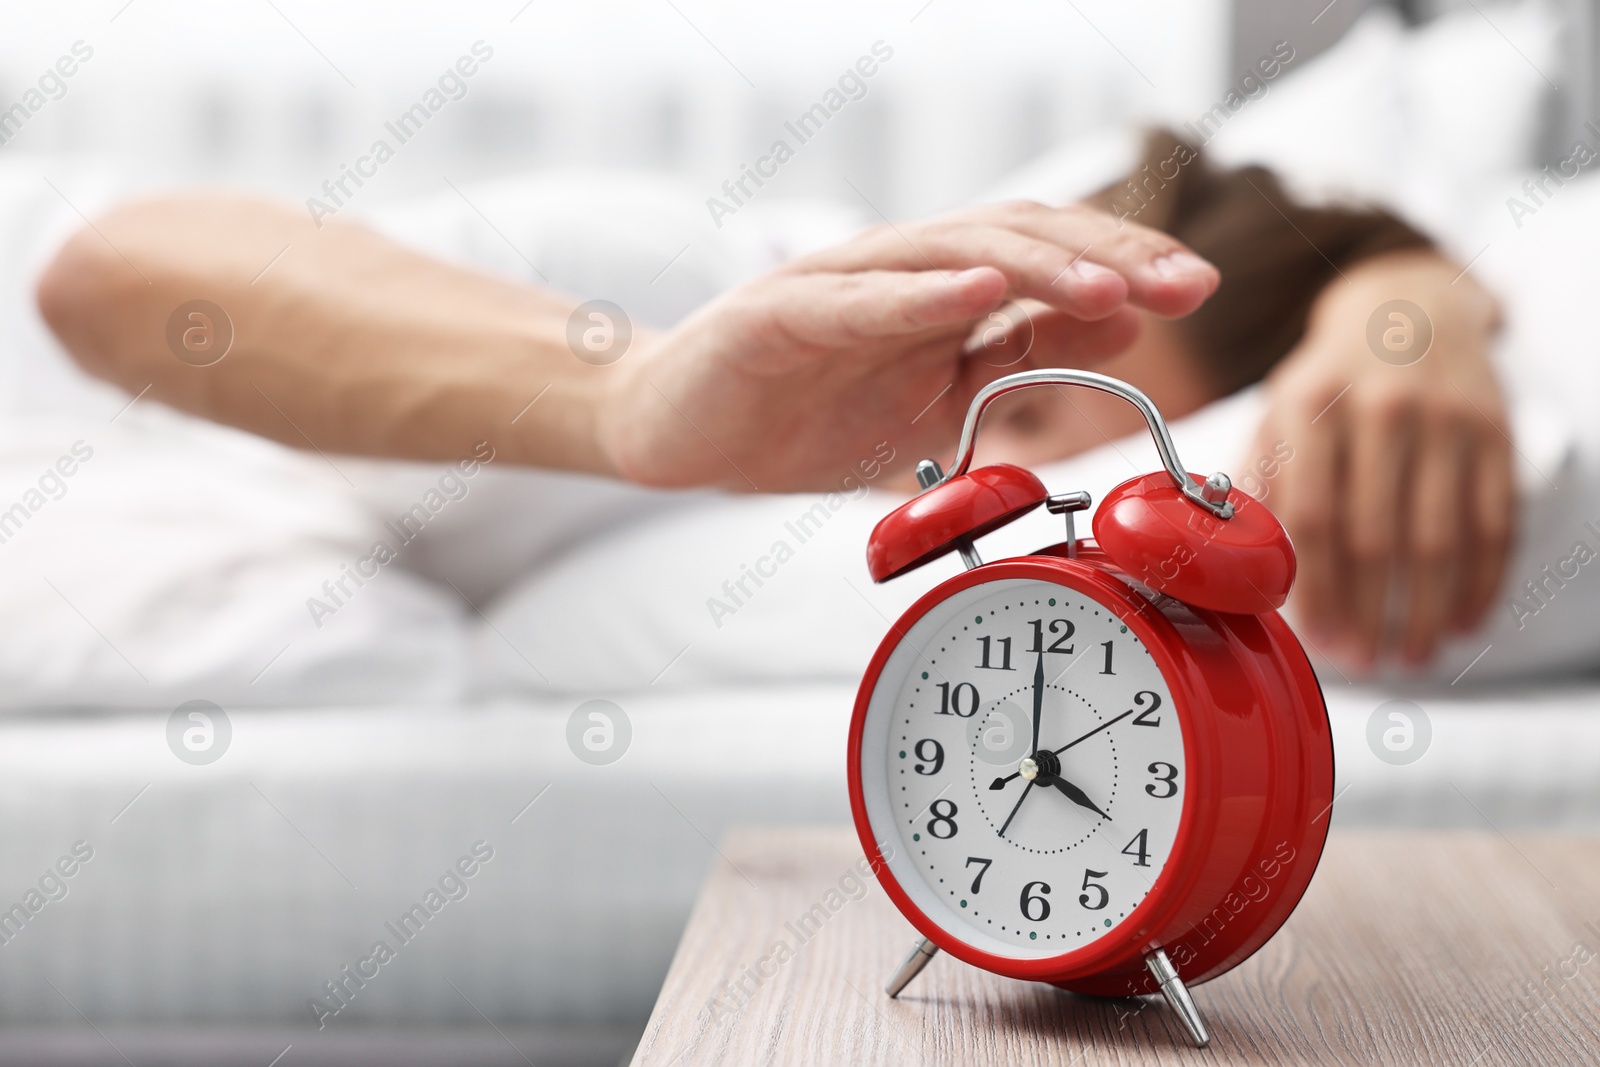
[1029, 650, 1044, 755]
[989, 708, 1136, 789]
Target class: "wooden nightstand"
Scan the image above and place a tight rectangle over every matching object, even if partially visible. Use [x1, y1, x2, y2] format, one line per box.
[631, 826, 1600, 1065]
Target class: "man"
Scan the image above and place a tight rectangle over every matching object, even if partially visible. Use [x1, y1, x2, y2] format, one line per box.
[32, 180, 1510, 672]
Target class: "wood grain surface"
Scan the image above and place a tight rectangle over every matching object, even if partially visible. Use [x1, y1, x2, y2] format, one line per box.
[631, 827, 1600, 1066]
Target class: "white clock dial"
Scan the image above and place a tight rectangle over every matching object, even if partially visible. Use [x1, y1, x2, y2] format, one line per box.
[860, 577, 1185, 959]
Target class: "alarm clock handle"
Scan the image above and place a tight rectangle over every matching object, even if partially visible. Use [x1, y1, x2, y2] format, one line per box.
[942, 369, 1235, 520]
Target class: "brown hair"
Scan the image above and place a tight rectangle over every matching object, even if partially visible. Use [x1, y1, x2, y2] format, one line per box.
[1089, 128, 1434, 395]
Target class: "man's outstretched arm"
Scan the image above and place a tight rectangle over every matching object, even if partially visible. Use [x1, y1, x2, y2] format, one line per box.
[37, 194, 617, 474]
[37, 194, 1220, 491]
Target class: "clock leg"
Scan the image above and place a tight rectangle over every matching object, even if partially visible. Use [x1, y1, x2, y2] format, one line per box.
[1144, 947, 1210, 1048]
[884, 937, 939, 998]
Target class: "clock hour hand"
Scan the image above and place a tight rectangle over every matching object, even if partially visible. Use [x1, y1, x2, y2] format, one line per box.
[1042, 774, 1109, 819]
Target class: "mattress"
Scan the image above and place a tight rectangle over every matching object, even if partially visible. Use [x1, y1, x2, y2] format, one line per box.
[1, 679, 1596, 1034]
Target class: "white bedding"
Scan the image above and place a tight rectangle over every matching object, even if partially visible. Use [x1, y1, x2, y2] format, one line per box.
[0, 379, 1585, 708]
[0, 2, 1591, 707]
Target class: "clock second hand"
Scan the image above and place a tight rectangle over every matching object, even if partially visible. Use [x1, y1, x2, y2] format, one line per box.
[989, 707, 1136, 790]
[994, 651, 1049, 839]
[997, 780, 1034, 838]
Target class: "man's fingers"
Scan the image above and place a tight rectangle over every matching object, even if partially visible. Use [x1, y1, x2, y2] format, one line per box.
[795, 203, 1217, 319]
[1399, 423, 1467, 663]
[762, 267, 1008, 350]
[799, 223, 1134, 318]
[1341, 391, 1412, 666]
[1457, 433, 1515, 629]
[967, 200, 1219, 317]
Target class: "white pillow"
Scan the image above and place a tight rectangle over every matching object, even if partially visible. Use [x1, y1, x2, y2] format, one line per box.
[980, 3, 1562, 262]
[0, 407, 469, 708]
[1399, 1, 1561, 188]
[1209, 2, 1561, 249]
[471, 483, 922, 695]
[474, 391, 1273, 697]
[1470, 169, 1600, 434]
[973, 10, 1412, 213]
[1204, 8, 1410, 209]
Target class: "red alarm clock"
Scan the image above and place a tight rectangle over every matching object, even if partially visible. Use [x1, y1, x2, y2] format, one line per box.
[847, 369, 1333, 1047]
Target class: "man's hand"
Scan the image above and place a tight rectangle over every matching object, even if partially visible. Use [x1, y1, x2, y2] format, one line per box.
[598, 201, 1219, 491]
[1245, 251, 1511, 668]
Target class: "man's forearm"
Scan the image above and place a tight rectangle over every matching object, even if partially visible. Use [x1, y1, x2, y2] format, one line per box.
[1305, 248, 1502, 356]
[37, 194, 622, 472]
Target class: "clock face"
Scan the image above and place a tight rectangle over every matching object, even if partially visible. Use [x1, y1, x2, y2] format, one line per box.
[858, 576, 1186, 960]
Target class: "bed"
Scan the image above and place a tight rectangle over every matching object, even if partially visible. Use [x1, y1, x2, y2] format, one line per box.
[0, 1, 1597, 1063]
[3, 683, 1599, 1036]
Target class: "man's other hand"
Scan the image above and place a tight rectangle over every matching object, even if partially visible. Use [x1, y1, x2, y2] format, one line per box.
[1246, 251, 1511, 669]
